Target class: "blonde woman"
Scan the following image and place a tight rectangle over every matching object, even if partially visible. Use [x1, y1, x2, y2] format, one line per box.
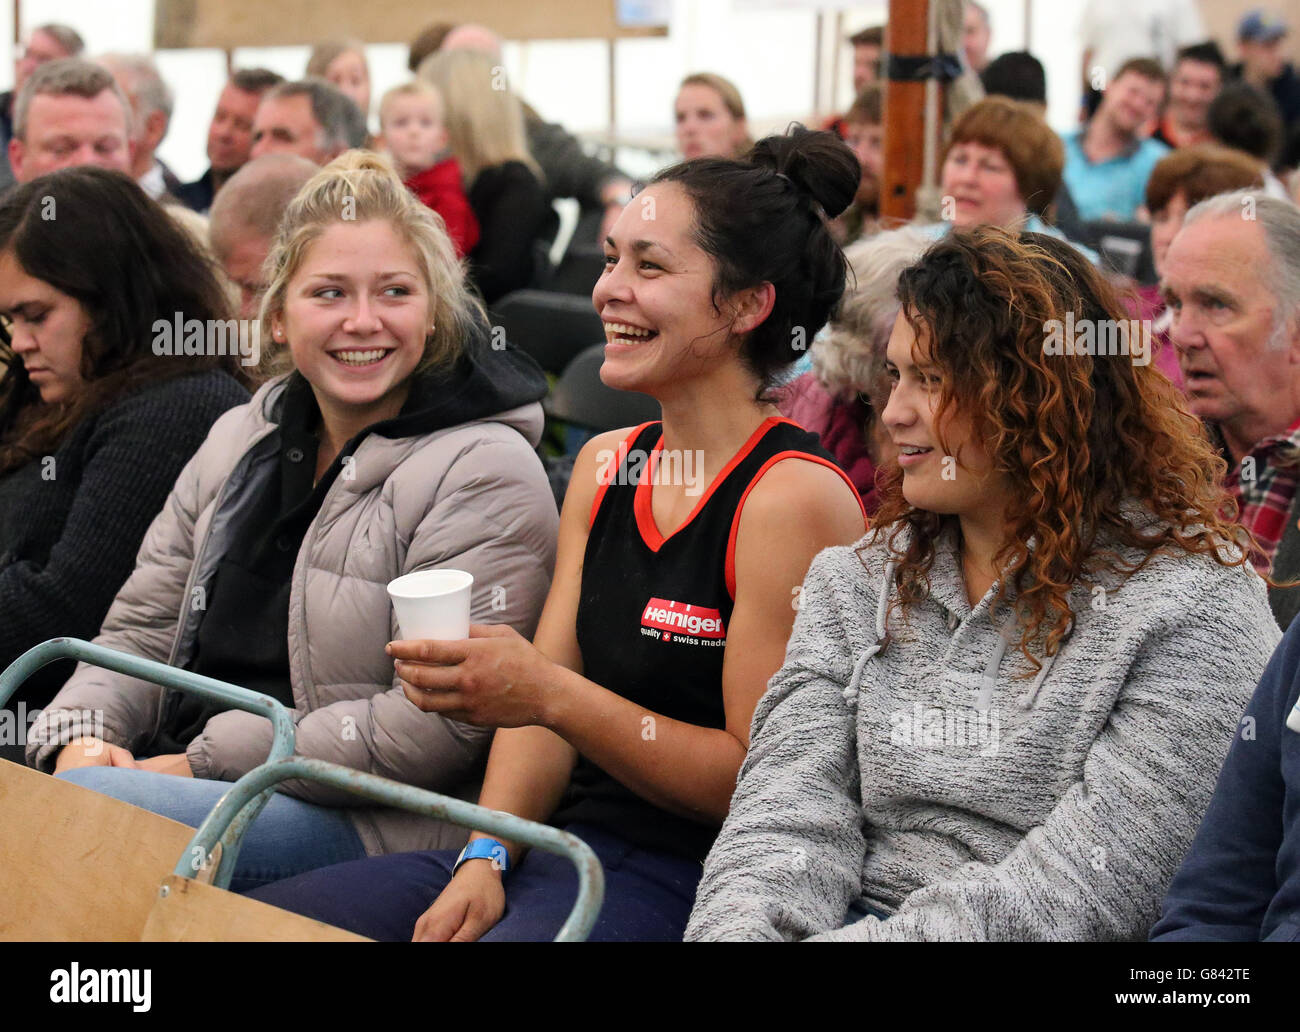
[419, 49, 549, 303]
[675, 72, 752, 159]
[306, 38, 371, 123]
[30, 152, 559, 891]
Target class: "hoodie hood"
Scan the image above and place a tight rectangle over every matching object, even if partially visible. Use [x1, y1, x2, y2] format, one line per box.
[372, 317, 548, 444]
[843, 521, 1069, 715]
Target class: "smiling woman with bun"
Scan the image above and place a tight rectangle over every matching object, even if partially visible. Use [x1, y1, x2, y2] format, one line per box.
[248, 125, 869, 942]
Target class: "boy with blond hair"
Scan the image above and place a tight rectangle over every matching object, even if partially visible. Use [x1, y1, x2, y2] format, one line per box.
[378, 81, 479, 256]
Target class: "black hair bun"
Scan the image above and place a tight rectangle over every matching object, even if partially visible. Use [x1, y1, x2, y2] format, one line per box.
[749, 124, 860, 220]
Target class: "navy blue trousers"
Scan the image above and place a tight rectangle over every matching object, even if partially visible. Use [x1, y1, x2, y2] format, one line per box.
[245, 823, 703, 942]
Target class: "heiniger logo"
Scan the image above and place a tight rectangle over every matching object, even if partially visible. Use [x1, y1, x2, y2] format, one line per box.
[640, 597, 726, 646]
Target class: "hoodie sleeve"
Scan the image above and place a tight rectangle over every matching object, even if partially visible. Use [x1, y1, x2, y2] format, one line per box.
[1149, 617, 1298, 942]
[187, 431, 559, 803]
[686, 550, 867, 941]
[804, 570, 1277, 942]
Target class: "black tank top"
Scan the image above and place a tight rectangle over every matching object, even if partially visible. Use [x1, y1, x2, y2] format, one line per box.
[556, 416, 863, 861]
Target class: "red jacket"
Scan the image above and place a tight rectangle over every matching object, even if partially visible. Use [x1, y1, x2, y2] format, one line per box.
[404, 158, 480, 258]
[778, 372, 880, 514]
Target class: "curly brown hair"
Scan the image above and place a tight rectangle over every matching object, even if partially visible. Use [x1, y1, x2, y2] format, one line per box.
[870, 227, 1254, 669]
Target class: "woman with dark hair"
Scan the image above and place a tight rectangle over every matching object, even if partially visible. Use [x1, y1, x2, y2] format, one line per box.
[0, 167, 248, 711]
[246, 126, 869, 941]
[687, 227, 1279, 941]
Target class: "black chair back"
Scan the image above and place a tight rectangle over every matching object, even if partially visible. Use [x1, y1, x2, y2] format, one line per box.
[547, 344, 660, 432]
[490, 290, 606, 375]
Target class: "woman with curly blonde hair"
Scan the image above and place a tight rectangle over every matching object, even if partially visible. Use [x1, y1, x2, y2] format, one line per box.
[687, 226, 1282, 941]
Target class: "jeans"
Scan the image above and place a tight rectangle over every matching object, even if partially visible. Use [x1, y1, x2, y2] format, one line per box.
[55, 766, 367, 892]
[847, 898, 892, 922]
[245, 823, 703, 942]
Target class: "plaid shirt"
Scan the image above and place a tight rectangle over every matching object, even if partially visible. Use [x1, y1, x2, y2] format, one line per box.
[1225, 416, 1300, 571]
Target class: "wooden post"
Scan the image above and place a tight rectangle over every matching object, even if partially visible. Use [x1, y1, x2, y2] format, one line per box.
[813, 10, 824, 121]
[881, 0, 936, 222]
[608, 37, 617, 139]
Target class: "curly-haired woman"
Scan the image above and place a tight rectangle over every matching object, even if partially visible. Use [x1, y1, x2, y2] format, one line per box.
[686, 227, 1281, 941]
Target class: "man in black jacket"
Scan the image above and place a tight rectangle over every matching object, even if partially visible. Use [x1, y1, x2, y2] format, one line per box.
[176, 68, 284, 214]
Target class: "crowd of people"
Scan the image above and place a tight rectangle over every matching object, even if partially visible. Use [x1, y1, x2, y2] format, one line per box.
[4, 5, 1300, 943]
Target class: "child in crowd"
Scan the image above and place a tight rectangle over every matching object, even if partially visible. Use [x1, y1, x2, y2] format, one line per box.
[377, 82, 480, 258]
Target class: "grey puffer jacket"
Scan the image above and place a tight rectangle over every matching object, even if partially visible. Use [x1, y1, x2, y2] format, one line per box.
[687, 517, 1280, 941]
[28, 349, 558, 857]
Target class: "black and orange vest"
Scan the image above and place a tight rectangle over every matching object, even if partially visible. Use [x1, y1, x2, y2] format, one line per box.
[555, 416, 863, 861]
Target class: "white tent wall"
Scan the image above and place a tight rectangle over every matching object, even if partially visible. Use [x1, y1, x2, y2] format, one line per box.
[0, 1, 1285, 183]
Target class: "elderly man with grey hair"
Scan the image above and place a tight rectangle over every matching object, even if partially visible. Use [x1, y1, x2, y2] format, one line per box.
[8, 57, 133, 184]
[249, 78, 366, 166]
[100, 53, 183, 201]
[0, 22, 85, 191]
[1162, 188, 1300, 627]
[208, 153, 316, 320]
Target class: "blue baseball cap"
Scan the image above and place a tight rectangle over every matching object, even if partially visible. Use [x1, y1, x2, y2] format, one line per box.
[1239, 10, 1289, 43]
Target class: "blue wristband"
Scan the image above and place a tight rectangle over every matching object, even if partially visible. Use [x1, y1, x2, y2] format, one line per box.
[454, 838, 510, 875]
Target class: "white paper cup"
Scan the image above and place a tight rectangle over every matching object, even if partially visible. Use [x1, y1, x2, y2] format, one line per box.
[387, 569, 474, 641]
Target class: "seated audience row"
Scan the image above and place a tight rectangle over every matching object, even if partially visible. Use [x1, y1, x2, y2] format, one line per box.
[9, 11, 1300, 943]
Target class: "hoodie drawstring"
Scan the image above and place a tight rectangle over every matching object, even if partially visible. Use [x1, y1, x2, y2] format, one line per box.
[841, 559, 1067, 713]
[843, 560, 894, 712]
[973, 624, 1012, 712]
[1017, 650, 1058, 709]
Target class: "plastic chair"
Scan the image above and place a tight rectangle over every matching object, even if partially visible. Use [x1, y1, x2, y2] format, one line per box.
[0, 638, 604, 941]
[1078, 219, 1157, 285]
[490, 290, 606, 375]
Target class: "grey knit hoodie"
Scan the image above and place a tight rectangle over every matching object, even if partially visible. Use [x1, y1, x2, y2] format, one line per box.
[685, 519, 1281, 941]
